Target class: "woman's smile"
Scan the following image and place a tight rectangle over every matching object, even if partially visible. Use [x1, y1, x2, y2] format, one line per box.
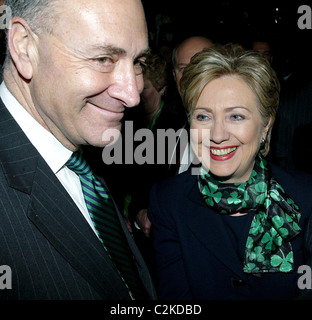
[210, 146, 238, 161]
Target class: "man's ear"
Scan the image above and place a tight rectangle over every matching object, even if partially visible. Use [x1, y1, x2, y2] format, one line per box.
[7, 17, 37, 80]
[172, 69, 177, 82]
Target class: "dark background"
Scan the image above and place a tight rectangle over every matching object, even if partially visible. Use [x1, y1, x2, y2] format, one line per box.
[142, 0, 312, 72]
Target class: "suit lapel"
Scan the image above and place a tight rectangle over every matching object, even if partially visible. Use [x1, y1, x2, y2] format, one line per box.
[96, 174, 157, 298]
[0, 101, 132, 299]
[27, 157, 133, 299]
[186, 176, 249, 280]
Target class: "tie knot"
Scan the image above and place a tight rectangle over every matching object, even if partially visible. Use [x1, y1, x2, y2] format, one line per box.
[66, 152, 92, 176]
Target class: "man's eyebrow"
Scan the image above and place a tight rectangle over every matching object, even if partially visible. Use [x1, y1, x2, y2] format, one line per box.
[90, 45, 127, 55]
[134, 48, 150, 60]
[90, 45, 150, 59]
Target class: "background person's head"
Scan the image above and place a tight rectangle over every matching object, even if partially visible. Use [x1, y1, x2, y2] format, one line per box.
[140, 52, 167, 120]
[172, 36, 213, 96]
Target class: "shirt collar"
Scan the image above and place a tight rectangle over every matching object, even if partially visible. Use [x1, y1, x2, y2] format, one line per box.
[0, 81, 72, 173]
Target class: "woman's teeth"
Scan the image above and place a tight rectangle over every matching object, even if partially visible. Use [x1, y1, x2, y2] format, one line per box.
[210, 147, 237, 156]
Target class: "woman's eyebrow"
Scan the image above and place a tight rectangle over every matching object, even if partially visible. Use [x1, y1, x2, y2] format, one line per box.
[194, 107, 213, 112]
[225, 106, 252, 113]
[194, 106, 251, 113]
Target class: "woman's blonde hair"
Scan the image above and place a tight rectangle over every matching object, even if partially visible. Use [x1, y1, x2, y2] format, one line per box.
[180, 43, 280, 156]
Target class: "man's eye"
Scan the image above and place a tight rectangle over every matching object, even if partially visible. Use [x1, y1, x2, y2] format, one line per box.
[91, 56, 115, 73]
[134, 60, 147, 75]
[96, 57, 111, 64]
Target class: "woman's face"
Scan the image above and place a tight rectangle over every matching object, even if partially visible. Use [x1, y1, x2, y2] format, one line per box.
[190, 75, 270, 183]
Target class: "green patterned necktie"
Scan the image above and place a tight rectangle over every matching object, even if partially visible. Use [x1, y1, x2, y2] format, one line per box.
[66, 151, 148, 300]
[198, 154, 301, 274]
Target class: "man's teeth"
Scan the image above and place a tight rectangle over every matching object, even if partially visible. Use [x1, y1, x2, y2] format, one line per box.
[210, 147, 237, 156]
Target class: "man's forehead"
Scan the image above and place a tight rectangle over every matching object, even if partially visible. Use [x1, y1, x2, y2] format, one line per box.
[53, 0, 147, 33]
[51, 0, 148, 55]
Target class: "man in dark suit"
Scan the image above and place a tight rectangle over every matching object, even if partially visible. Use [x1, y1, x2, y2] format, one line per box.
[0, 0, 156, 300]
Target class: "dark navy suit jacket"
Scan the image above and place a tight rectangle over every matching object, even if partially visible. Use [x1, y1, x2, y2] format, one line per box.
[148, 163, 312, 300]
[0, 99, 156, 300]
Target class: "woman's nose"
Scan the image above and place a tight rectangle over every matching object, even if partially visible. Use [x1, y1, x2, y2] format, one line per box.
[210, 120, 230, 144]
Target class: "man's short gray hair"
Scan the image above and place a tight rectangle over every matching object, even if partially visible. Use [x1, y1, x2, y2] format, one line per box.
[5, 0, 58, 36]
[4, 0, 59, 62]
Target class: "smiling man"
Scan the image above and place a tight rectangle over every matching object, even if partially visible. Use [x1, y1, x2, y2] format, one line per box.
[0, 0, 156, 300]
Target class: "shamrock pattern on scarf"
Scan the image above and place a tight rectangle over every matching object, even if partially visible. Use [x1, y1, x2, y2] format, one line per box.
[198, 154, 301, 273]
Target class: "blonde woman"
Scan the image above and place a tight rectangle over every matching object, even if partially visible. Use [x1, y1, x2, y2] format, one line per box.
[148, 44, 312, 300]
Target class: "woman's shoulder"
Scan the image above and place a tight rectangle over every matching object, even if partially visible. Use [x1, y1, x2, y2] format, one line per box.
[152, 167, 197, 196]
[270, 161, 312, 214]
[271, 162, 312, 190]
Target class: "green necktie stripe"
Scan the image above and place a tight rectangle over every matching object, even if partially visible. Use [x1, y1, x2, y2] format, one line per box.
[66, 151, 149, 300]
[81, 177, 109, 200]
[90, 215, 126, 235]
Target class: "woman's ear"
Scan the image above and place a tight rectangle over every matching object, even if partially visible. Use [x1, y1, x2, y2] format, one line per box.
[7, 17, 37, 80]
[262, 116, 273, 140]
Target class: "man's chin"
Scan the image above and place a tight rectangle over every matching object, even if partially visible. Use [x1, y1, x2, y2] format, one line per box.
[86, 126, 122, 148]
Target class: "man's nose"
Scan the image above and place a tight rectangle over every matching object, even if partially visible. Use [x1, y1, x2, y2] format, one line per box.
[108, 62, 142, 108]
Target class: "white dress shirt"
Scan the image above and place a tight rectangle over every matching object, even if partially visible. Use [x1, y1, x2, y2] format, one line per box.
[0, 81, 98, 236]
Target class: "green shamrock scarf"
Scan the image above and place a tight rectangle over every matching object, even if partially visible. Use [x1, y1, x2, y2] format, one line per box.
[198, 154, 301, 273]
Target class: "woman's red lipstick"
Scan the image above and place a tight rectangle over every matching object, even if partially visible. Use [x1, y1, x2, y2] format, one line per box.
[210, 146, 238, 161]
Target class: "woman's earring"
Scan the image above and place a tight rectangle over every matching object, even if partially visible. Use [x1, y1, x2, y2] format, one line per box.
[260, 137, 266, 147]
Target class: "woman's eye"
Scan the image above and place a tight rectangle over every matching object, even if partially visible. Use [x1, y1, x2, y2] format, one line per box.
[196, 114, 209, 121]
[231, 114, 245, 121]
